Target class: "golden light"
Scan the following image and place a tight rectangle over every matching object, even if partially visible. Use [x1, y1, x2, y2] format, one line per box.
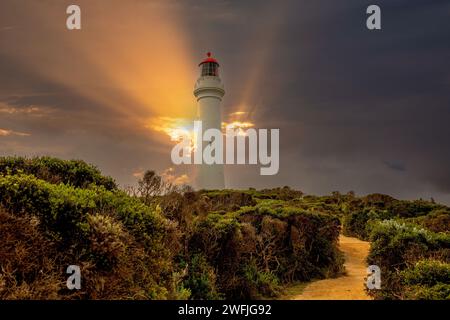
[229, 111, 248, 116]
[161, 167, 190, 185]
[222, 121, 255, 136]
[223, 109, 255, 136]
[147, 117, 192, 141]
[1, 1, 282, 150]
[0, 128, 30, 137]
[147, 116, 197, 152]
[3, 1, 196, 141]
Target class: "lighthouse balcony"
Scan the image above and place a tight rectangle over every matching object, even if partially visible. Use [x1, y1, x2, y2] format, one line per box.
[195, 76, 223, 87]
[194, 76, 225, 97]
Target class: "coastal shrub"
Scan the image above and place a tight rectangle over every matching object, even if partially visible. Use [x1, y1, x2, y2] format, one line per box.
[401, 260, 450, 300]
[0, 174, 180, 299]
[185, 205, 343, 299]
[182, 254, 222, 300]
[0, 156, 116, 190]
[367, 220, 450, 299]
[343, 208, 393, 240]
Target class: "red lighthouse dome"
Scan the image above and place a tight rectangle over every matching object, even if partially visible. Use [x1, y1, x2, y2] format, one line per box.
[199, 52, 220, 76]
[199, 52, 219, 66]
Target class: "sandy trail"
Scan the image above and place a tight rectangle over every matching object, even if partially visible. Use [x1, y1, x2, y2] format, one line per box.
[291, 235, 371, 300]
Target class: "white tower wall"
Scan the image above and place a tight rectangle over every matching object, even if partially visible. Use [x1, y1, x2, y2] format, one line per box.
[194, 68, 225, 189]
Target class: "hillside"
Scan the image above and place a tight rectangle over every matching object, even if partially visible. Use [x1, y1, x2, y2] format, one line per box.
[0, 156, 449, 300]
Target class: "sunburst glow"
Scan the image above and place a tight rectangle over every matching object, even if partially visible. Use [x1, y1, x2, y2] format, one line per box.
[147, 116, 197, 152]
[222, 121, 255, 136]
[3, 1, 196, 141]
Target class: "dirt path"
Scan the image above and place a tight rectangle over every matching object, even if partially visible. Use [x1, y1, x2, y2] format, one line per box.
[290, 235, 371, 300]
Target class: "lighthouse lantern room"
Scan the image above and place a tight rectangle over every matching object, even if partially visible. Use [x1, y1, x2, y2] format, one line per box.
[199, 52, 219, 77]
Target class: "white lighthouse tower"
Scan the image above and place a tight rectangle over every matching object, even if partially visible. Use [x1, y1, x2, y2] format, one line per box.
[194, 52, 225, 190]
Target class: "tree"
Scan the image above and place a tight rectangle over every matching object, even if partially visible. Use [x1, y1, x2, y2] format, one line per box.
[138, 170, 164, 202]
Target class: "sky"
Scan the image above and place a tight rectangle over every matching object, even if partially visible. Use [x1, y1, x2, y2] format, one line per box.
[1, 0, 450, 203]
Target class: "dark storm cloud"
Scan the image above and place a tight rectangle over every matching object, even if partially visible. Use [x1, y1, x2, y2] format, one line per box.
[274, 0, 450, 199]
[1, 0, 449, 202]
[384, 161, 406, 172]
[180, 0, 450, 201]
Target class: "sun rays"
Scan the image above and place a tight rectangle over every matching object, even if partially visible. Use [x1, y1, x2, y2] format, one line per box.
[0, 0, 287, 160]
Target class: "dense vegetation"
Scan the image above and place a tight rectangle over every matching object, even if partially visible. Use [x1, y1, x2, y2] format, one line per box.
[342, 194, 450, 299]
[0, 157, 343, 299]
[166, 190, 344, 299]
[0, 166, 179, 299]
[0, 156, 116, 190]
[0, 156, 449, 300]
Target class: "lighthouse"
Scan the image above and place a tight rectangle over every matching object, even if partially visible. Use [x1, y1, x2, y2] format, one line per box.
[194, 52, 225, 190]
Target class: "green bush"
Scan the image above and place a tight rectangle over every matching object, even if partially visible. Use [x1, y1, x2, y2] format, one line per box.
[401, 260, 450, 300]
[184, 204, 343, 299]
[388, 200, 443, 218]
[0, 156, 116, 190]
[0, 173, 179, 299]
[80, 214, 128, 269]
[405, 283, 450, 300]
[242, 260, 281, 298]
[402, 260, 450, 287]
[343, 208, 406, 240]
[343, 210, 372, 240]
[367, 220, 450, 299]
[368, 220, 450, 266]
[405, 209, 450, 233]
[0, 173, 170, 241]
[182, 254, 222, 300]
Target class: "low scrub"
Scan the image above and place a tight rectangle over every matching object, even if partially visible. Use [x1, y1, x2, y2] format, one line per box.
[0, 159, 346, 300]
[367, 220, 450, 299]
[0, 156, 116, 190]
[8, 156, 449, 299]
[0, 173, 180, 299]
[181, 197, 344, 299]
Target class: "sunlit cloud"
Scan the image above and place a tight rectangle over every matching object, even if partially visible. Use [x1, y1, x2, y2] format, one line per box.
[229, 111, 248, 116]
[161, 167, 190, 186]
[0, 104, 44, 115]
[0, 128, 30, 137]
[222, 121, 254, 130]
[222, 120, 255, 136]
[132, 170, 145, 179]
[146, 116, 198, 155]
[147, 116, 193, 141]
[223, 110, 255, 136]
[226, 108, 255, 125]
